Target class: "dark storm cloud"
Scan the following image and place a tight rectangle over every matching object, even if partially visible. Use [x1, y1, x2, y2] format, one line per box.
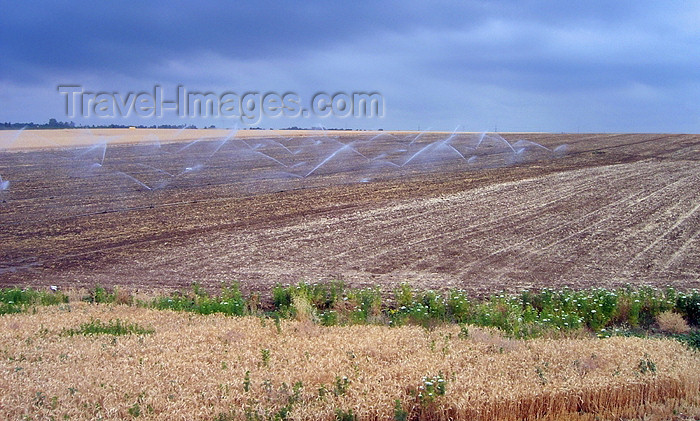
[1, 0, 651, 81]
[1, 1, 698, 131]
[0, 1, 487, 81]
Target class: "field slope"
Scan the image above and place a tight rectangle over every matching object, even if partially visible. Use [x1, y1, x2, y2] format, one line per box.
[0, 132, 698, 295]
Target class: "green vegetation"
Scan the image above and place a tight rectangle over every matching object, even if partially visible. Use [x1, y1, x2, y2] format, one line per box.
[2, 283, 699, 346]
[61, 318, 154, 336]
[152, 282, 246, 316]
[0, 287, 68, 314]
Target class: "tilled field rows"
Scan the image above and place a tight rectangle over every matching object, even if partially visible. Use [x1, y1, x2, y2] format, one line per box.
[61, 158, 699, 296]
[0, 133, 698, 295]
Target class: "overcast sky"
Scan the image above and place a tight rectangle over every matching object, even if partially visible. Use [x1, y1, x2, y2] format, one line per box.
[1, 1, 698, 132]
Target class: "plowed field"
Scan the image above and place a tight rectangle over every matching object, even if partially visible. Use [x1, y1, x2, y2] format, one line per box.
[1, 131, 698, 296]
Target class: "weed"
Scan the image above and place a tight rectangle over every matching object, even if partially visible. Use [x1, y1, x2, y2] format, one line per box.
[0, 287, 68, 314]
[347, 287, 382, 324]
[335, 408, 356, 421]
[61, 319, 154, 336]
[272, 284, 293, 312]
[638, 354, 657, 374]
[273, 405, 291, 421]
[83, 285, 114, 304]
[657, 311, 690, 334]
[243, 370, 251, 392]
[393, 399, 408, 421]
[334, 376, 350, 396]
[128, 402, 141, 417]
[273, 315, 282, 334]
[319, 310, 338, 326]
[458, 324, 469, 339]
[536, 366, 548, 385]
[395, 283, 414, 308]
[676, 290, 700, 326]
[418, 373, 446, 404]
[675, 330, 700, 350]
[261, 348, 270, 367]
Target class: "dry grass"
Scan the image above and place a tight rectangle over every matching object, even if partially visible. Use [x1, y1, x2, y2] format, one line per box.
[0, 303, 698, 420]
[656, 311, 691, 334]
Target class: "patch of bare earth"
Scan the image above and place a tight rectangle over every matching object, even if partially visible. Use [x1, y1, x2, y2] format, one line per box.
[0, 133, 698, 297]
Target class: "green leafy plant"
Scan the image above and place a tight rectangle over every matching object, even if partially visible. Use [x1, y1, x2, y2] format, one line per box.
[417, 373, 446, 404]
[335, 408, 356, 421]
[393, 399, 408, 421]
[61, 319, 154, 336]
[333, 376, 350, 396]
[260, 348, 271, 367]
[243, 370, 251, 392]
[638, 354, 657, 374]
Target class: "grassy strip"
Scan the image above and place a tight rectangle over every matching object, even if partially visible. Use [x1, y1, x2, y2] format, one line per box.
[2, 282, 699, 344]
[0, 287, 68, 315]
[61, 318, 154, 336]
[152, 282, 700, 341]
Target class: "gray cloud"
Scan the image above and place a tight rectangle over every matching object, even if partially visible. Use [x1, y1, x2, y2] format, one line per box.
[1, 1, 698, 132]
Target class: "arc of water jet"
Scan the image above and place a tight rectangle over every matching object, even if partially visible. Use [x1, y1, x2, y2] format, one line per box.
[136, 163, 175, 177]
[377, 161, 400, 168]
[442, 125, 461, 144]
[513, 139, 551, 152]
[446, 144, 467, 161]
[260, 137, 297, 155]
[115, 171, 152, 190]
[77, 141, 108, 163]
[271, 140, 294, 155]
[345, 141, 370, 161]
[313, 124, 329, 138]
[487, 133, 517, 154]
[177, 137, 204, 153]
[323, 138, 369, 161]
[401, 126, 463, 167]
[475, 131, 488, 149]
[407, 128, 431, 146]
[0, 126, 26, 150]
[305, 144, 358, 177]
[366, 132, 397, 143]
[402, 142, 437, 166]
[100, 141, 107, 165]
[172, 126, 188, 140]
[252, 150, 288, 168]
[278, 171, 304, 179]
[208, 128, 238, 158]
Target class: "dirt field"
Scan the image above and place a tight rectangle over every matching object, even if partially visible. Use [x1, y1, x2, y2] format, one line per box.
[0, 130, 698, 296]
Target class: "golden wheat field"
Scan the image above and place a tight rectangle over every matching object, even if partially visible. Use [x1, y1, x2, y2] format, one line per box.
[0, 302, 698, 420]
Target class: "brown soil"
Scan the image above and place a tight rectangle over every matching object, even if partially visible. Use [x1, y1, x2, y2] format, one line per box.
[0, 132, 698, 297]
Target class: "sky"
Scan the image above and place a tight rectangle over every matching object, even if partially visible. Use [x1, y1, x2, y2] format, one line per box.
[1, 1, 698, 132]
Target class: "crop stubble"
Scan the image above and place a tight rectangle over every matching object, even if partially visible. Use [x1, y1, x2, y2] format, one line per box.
[0, 132, 698, 296]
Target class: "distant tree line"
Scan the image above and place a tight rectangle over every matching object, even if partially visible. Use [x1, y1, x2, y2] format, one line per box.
[2, 119, 383, 131]
[1, 119, 200, 130]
